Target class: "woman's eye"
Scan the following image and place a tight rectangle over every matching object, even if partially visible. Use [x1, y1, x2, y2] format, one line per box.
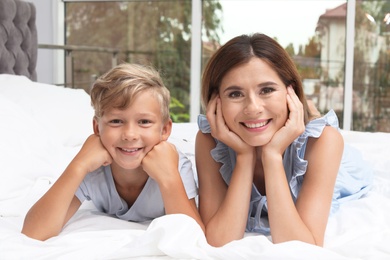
[228, 91, 243, 98]
[260, 87, 275, 95]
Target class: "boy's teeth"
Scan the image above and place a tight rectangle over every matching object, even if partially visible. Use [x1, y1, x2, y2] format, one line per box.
[122, 148, 138, 152]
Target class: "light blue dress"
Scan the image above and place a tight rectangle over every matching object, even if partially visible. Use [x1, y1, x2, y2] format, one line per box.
[198, 110, 373, 234]
[75, 150, 197, 222]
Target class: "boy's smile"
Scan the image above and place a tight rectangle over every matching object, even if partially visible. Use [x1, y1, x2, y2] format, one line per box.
[94, 90, 170, 172]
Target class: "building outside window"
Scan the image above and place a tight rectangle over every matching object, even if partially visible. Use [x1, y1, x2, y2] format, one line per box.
[58, 0, 390, 132]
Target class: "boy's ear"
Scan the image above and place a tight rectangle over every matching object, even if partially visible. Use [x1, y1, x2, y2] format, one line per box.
[161, 119, 172, 141]
[93, 117, 100, 135]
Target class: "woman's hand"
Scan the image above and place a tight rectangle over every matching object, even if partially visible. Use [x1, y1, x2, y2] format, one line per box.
[206, 94, 254, 156]
[262, 86, 305, 157]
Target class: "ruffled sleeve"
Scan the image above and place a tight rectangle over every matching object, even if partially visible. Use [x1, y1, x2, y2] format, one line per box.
[198, 114, 237, 184]
[198, 115, 270, 233]
[285, 110, 340, 200]
[197, 110, 372, 232]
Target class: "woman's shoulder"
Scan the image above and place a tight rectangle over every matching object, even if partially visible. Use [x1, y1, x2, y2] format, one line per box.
[196, 115, 217, 148]
[196, 115, 236, 184]
[304, 110, 340, 138]
[195, 115, 214, 148]
[305, 125, 344, 161]
[197, 114, 211, 134]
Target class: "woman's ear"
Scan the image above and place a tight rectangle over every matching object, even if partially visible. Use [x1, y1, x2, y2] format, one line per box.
[93, 117, 100, 135]
[161, 119, 172, 141]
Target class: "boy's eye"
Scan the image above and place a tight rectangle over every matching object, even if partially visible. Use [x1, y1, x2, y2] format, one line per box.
[139, 119, 152, 125]
[109, 119, 122, 124]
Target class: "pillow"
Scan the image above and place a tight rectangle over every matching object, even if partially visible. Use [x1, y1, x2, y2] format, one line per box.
[0, 94, 60, 200]
[0, 74, 94, 147]
[169, 123, 198, 182]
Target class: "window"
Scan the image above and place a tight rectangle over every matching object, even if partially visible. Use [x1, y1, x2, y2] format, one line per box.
[62, 0, 390, 131]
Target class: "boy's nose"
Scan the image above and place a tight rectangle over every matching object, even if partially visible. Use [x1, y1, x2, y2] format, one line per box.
[122, 126, 139, 141]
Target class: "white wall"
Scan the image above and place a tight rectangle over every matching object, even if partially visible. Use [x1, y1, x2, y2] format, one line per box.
[29, 0, 64, 84]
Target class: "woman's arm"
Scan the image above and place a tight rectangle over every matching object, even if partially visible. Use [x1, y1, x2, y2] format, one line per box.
[21, 134, 112, 241]
[196, 131, 255, 247]
[261, 88, 342, 246]
[263, 127, 342, 246]
[297, 126, 343, 245]
[196, 95, 256, 246]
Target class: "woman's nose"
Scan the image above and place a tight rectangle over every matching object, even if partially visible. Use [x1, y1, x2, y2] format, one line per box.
[244, 95, 263, 115]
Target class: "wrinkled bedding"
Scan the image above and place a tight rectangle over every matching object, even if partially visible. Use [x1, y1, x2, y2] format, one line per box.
[1, 74, 389, 260]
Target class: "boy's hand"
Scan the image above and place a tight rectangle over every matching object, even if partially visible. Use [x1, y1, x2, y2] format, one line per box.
[71, 134, 113, 174]
[141, 141, 179, 183]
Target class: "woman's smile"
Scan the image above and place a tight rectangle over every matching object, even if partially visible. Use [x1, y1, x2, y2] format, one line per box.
[241, 119, 271, 129]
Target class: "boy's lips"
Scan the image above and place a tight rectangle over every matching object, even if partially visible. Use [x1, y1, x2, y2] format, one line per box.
[119, 147, 142, 153]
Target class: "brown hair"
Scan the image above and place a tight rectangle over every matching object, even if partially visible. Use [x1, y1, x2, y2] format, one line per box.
[201, 33, 312, 124]
[90, 63, 171, 123]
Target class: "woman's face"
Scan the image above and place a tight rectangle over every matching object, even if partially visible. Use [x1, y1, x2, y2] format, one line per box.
[219, 57, 289, 147]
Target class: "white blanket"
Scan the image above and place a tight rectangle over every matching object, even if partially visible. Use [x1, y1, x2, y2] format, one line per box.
[0, 75, 389, 260]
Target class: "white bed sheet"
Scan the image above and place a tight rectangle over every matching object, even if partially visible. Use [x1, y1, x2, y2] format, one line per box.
[0, 75, 389, 260]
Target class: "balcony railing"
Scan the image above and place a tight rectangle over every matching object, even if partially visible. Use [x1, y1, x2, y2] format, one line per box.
[38, 44, 152, 88]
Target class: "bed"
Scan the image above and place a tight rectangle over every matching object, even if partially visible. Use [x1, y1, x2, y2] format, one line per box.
[1, 1, 390, 259]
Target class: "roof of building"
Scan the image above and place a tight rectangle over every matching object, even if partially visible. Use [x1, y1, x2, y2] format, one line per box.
[319, 2, 347, 20]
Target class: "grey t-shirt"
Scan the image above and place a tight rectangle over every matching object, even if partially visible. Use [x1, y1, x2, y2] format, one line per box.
[75, 150, 197, 222]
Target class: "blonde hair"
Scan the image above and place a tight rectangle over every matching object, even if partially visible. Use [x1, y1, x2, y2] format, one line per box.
[90, 63, 171, 123]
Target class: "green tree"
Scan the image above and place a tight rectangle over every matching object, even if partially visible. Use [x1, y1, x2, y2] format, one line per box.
[291, 36, 321, 80]
[285, 43, 295, 56]
[65, 1, 223, 122]
[304, 36, 320, 58]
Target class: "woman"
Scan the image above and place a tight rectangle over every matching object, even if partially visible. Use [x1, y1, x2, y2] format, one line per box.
[195, 33, 372, 247]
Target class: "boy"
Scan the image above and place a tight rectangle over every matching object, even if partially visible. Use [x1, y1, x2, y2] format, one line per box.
[22, 63, 204, 241]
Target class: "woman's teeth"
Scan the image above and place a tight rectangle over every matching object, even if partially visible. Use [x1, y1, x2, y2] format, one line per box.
[244, 120, 269, 128]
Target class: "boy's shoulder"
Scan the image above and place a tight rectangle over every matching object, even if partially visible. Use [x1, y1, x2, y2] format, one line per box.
[82, 165, 112, 186]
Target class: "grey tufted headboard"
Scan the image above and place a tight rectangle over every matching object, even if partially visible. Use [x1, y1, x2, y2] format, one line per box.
[0, 0, 38, 81]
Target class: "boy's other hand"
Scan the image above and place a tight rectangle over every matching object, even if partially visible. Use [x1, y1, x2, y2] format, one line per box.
[142, 141, 179, 182]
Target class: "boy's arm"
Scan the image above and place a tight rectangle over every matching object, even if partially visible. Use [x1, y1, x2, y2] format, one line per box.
[21, 134, 112, 241]
[21, 170, 83, 240]
[142, 141, 205, 232]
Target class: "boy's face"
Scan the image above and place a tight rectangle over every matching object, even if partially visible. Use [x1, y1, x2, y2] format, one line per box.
[93, 90, 171, 170]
